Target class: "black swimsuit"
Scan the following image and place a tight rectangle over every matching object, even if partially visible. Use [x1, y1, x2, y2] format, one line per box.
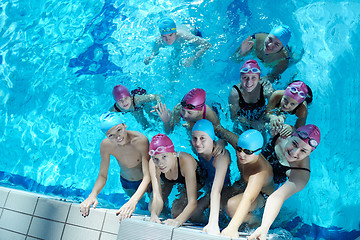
[160, 156, 186, 185]
[233, 85, 267, 121]
[262, 135, 311, 184]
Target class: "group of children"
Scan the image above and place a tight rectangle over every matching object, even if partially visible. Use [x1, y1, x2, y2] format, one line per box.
[79, 17, 321, 240]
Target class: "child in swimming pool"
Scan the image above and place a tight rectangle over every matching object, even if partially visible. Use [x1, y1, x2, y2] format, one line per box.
[248, 124, 320, 240]
[191, 119, 231, 235]
[111, 84, 162, 128]
[220, 130, 274, 238]
[148, 134, 198, 227]
[80, 112, 150, 221]
[228, 59, 274, 133]
[266, 80, 312, 136]
[155, 88, 218, 133]
[144, 17, 212, 69]
[230, 25, 293, 83]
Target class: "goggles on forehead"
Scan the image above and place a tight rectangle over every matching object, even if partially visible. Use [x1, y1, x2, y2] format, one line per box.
[181, 101, 204, 110]
[149, 145, 174, 156]
[160, 28, 176, 34]
[240, 67, 261, 74]
[235, 146, 262, 155]
[295, 130, 318, 148]
[288, 86, 306, 99]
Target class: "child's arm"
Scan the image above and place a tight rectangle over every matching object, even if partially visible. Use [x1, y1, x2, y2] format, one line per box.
[144, 37, 163, 65]
[266, 58, 289, 83]
[164, 153, 198, 227]
[230, 35, 255, 63]
[80, 141, 111, 217]
[116, 136, 151, 221]
[149, 160, 163, 223]
[248, 166, 310, 240]
[202, 152, 230, 235]
[228, 86, 240, 121]
[181, 33, 212, 67]
[221, 172, 268, 238]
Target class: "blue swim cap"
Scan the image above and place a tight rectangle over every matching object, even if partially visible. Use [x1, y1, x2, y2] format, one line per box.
[192, 119, 215, 140]
[237, 129, 264, 155]
[269, 25, 291, 46]
[158, 17, 176, 35]
[99, 112, 124, 134]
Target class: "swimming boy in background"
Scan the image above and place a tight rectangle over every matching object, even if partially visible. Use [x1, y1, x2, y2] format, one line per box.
[111, 84, 162, 128]
[80, 112, 150, 221]
[230, 25, 292, 82]
[144, 17, 212, 69]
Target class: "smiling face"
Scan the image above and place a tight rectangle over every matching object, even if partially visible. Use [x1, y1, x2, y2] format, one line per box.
[284, 136, 312, 162]
[152, 152, 176, 173]
[181, 108, 202, 122]
[161, 32, 176, 45]
[117, 96, 132, 110]
[106, 124, 127, 145]
[280, 95, 300, 112]
[264, 34, 283, 54]
[241, 73, 260, 93]
[192, 131, 213, 154]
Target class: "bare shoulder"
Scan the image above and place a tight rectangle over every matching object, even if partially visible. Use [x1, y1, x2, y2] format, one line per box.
[100, 138, 115, 151]
[214, 149, 231, 166]
[128, 131, 149, 145]
[179, 152, 197, 172]
[295, 103, 308, 118]
[179, 152, 195, 161]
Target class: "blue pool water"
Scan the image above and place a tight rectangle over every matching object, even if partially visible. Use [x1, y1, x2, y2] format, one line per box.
[1, 0, 360, 239]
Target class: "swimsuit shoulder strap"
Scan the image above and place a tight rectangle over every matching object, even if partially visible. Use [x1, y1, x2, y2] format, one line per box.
[114, 103, 122, 112]
[232, 85, 245, 105]
[202, 104, 206, 119]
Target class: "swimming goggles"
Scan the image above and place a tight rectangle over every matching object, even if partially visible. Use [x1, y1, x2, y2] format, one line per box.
[240, 67, 261, 74]
[181, 101, 205, 110]
[236, 146, 262, 155]
[149, 145, 174, 156]
[295, 130, 318, 148]
[160, 27, 176, 34]
[287, 86, 306, 99]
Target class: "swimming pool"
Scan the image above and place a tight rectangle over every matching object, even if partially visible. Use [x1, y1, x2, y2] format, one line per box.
[1, 0, 360, 239]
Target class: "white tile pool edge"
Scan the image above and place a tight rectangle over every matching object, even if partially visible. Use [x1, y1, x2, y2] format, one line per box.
[0, 186, 265, 240]
[0, 186, 123, 240]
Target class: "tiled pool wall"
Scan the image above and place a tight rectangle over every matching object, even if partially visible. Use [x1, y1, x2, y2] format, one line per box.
[0, 186, 252, 240]
[0, 186, 123, 240]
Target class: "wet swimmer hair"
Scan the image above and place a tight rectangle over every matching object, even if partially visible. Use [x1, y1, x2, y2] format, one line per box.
[284, 81, 309, 104]
[181, 88, 206, 111]
[269, 25, 291, 46]
[113, 84, 131, 102]
[192, 119, 215, 141]
[158, 17, 177, 35]
[149, 133, 175, 156]
[99, 112, 125, 134]
[240, 59, 261, 75]
[237, 129, 264, 155]
[292, 124, 321, 151]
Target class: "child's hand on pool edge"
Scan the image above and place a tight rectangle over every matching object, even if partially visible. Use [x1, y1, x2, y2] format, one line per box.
[79, 195, 98, 217]
[116, 199, 137, 222]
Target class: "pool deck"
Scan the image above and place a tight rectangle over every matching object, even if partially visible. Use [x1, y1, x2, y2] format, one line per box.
[0, 186, 270, 240]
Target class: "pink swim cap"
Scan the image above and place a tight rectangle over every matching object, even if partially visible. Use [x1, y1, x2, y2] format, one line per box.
[292, 124, 320, 151]
[149, 133, 175, 156]
[112, 85, 131, 102]
[284, 81, 308, 104]
[181, 88, 206, 111]
[240, 59, 261, 75]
